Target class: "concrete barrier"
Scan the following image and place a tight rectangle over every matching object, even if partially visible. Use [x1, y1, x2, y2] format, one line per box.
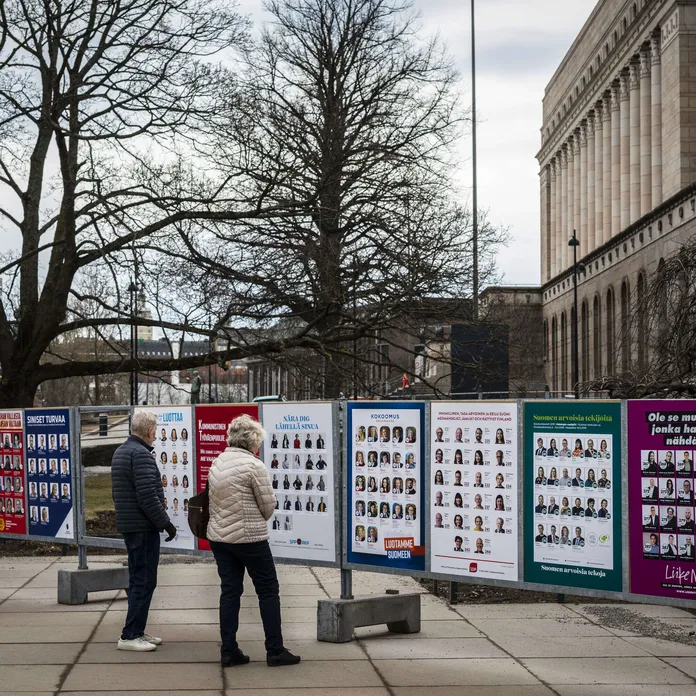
[317, 592, 421, 643]
[58, 567, 129, 605]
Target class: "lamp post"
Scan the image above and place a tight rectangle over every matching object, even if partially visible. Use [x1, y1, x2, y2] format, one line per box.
[128, 280, 139, 406]
[568, 231, 585, 399]
[471, 0, 479, 321]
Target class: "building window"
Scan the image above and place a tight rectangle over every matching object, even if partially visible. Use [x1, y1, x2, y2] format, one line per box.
[581, 301, 589, 382]
[543, 320, 549, 361]
[552, 316, 558, 391]
[561, 312, 568, 392]
[606, 287, 616, 375]
[620, 280, 631, 372]
[593, 295, 601, 378]
[637, 271, 646, 369]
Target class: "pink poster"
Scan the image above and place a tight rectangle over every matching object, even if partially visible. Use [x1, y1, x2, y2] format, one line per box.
[629, 400, 696, 599]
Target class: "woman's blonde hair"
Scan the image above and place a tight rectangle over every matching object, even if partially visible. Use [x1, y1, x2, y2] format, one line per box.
[226, 414, 265, 453]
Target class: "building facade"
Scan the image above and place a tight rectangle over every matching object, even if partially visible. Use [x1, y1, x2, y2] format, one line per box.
[538, 0, 696, 391]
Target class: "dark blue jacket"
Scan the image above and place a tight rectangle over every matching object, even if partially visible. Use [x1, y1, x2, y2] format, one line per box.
[111, 435, 170, 533]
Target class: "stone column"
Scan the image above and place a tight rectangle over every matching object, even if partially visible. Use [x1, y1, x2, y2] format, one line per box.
[611, 84, 621, 236]
[549, 160, 557, 280]
[580, 124, 588, 254]
[640, 46, 652, 216]
[629, 61, 641, 224]
[602, 93, 612, 245]
[560, 146, 568, 272]
[651, 33, 663, 207]
[541, 164, 550, 284]
[573, 133, 581, 243]
[594, 103, 604, 248]
[620, 70, 630, 230]
[556, 150, 563, 275]
[567, 138, 576, 269]
[587, 114, 596, 253]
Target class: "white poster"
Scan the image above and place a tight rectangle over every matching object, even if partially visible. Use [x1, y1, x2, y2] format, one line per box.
[262, 402, 336, 563]
[430, 402, 519, 581]
[135, 406, 195, 550]
[532, 431, 614, 570]
[351, 407, 423, 559]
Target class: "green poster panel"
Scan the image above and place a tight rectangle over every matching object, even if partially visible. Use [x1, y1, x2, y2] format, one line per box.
[523, 401, 623, 592]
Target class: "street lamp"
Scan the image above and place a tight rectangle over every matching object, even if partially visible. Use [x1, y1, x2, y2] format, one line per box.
[568, 231, 585, 399]
[128, 280, 139, 406]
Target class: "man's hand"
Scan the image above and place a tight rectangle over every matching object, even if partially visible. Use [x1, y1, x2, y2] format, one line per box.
[164, 523, 177, 542]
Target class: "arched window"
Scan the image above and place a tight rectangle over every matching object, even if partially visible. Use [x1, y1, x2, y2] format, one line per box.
[606, 287, 616, 375]
[552, 316, 558, 391]
[637, 271, 647, 369]
[581, 301, 589, 382]
[543, 319, 549, 362]
[593, 295, 601, 377]
[633, 3, 637, 19]
[621, 280, 631, 372]
[561, 312, 568, 391]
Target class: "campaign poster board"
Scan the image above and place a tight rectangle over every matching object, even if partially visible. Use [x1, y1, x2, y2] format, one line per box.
[195, 403, 259, 551]
[430, 402, 519, 581]
[25, 409, 73, 539]
[628, 400, 696, 599]
[524, 401, 623, 592]
[346, 401, 426, 572]
[261, 402, 337, 564]
[136, 406, 195, 550]
[0, 410, 26, 535]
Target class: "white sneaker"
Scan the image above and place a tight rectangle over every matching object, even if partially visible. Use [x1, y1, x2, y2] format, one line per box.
[117, 637, 157, 652]
[143, 633, 162, 646]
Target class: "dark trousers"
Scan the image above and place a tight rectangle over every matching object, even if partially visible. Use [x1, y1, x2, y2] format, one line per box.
[210, 539, 284, 657]
[121, 531, 160, 640]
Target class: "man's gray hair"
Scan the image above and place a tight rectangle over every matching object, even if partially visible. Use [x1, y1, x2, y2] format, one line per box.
[131, 411, 158, 437]
[227, 414, 265, 453]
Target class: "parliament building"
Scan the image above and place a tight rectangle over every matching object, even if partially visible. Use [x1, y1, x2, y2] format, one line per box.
[538, 0, 696, 392]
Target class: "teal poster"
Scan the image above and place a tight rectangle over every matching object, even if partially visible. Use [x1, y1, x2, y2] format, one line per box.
[524, 401, 623, 592]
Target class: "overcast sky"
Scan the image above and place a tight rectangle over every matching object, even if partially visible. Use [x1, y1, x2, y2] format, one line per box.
[0, 0, 597, 288]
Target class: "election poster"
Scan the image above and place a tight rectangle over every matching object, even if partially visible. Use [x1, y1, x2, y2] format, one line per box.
[0, 410, 26, 535]
[524, 401, 623, 592]
[25, 409, 73, 539]
[430, 402, 519, 581]
[195, 403, 258, 551]
[136, 406, 195, 550]
[628, 400, 696, 599]
[347, 401, 426, 571]
[261, 402, 337, 564]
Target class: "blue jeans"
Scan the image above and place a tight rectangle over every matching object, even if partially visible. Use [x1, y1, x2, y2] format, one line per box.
[210, 539, 284, 657]
[121, 531, 160, 640]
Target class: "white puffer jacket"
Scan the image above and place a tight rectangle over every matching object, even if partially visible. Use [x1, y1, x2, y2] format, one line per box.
[207, 447, 276, 544]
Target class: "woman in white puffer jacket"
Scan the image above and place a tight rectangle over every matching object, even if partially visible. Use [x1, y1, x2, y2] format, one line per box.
[208, 414, 300, 668]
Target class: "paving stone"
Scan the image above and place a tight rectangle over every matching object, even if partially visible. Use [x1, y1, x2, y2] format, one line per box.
[0, 665, 64, 692]
[374, 658, 541, 687]
[493, 635, 652, 658]
[0, 643, 82, 664]
[0, 599, 112, 613]
[392, 688, 556, 696]
[664, 658, 696, 679]
[572, 603, 696, 620]
[453, 603, 578, 620]
[224, 661, 383, 689]
[0, 626, 95, 644]
[362, 637, 505, 660]
[469, 617, 614, 639]
[62, 663, 222, 691]
[224, 691, 390, 696]
[523, 657, 693, 685]
[622, 637, 696, 657]
[91, 623, 222, 644]
[553, 687, 696, 696]
[356, 619, 482, 640]
[11, 588, 119, 601]
[0, 611, 102, 626]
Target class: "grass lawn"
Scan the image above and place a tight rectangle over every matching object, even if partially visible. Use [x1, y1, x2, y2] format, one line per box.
[84, 473, 114, 519]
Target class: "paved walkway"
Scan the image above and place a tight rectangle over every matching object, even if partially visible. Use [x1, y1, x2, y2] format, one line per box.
[2, 557, 696, 694]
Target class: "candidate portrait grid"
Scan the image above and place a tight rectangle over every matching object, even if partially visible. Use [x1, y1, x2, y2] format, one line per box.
[432, 422, 515, 556]
[0, 429, 25, 520]
[532, 433, 613, 550]
[154, 425, 192, 519]
[353, 422, 419, 548]
[26, 429, 70, 527]
[640, 448, 696, 561]
[268, 431, 329, 534]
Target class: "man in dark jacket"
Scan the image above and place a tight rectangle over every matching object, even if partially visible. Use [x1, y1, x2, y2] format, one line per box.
[112, 411, 176, 652]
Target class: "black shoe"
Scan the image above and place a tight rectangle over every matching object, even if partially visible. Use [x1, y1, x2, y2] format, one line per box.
[221, 649, 250, 667]
[267, 649, 301, 667]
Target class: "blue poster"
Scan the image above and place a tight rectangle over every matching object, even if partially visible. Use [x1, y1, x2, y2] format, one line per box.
[347, 402, 426, 571]
[25, 409, 74, 539]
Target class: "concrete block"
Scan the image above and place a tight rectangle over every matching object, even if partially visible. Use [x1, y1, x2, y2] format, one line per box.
[317, 593, 420, 643]
[58, 567, 129, 605]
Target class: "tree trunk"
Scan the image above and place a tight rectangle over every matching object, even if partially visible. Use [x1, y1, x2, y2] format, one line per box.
[0, 367, 40, 408]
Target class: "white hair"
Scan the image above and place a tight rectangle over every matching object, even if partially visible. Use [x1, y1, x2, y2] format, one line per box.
[227, 414, 265, 453]
[131, 411, 158, 437]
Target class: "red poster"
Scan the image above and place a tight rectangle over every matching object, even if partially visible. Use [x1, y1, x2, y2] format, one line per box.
[0, 410, 26, 535]
[195, 404, 258, 550]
